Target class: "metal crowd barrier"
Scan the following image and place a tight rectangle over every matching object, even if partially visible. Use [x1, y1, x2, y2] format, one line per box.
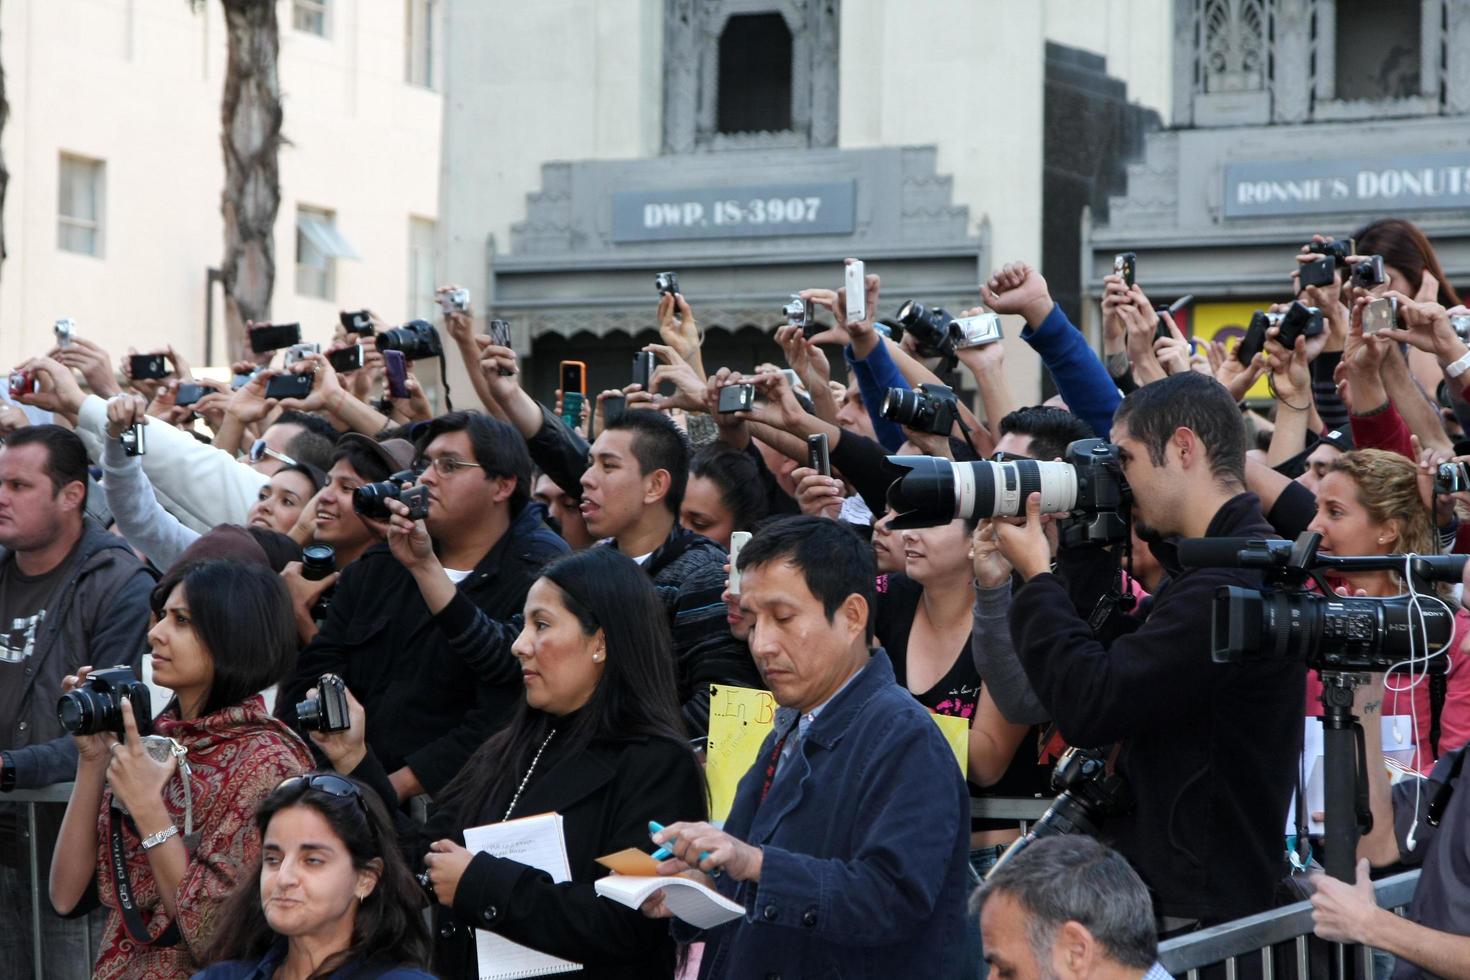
[1158, 869, 1420, 979]
[6, 782, 76, 980]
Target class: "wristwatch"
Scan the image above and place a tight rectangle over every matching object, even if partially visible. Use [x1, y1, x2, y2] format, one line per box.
[141, 824, 180, 850]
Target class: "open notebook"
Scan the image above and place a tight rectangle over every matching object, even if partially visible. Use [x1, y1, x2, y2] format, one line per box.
[593, 848, 745, 929]
[463, 813, 583, 979]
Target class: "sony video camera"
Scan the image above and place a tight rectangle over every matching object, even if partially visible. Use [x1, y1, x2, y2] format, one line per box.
[1179, 531, 1464, 673]
[57, 666, 153, 737]
[884, 438, 1129, 546]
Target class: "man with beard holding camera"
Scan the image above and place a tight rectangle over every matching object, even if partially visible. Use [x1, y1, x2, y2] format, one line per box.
[993, 372, 1304, 929]
[0, 425, 154, 979]
[279, 413, 567, 802]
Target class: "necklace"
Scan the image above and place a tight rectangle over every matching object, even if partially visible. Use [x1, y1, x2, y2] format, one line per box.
[503, 729, 556, 820]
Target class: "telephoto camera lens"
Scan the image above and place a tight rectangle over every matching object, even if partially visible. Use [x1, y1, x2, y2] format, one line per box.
[884, 456, 1079, 529]
[301, 544, 337, 580]
[352, 469, 418, 521]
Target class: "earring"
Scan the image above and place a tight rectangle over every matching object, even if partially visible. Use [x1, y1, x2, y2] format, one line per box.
[592, 653, 603, 663]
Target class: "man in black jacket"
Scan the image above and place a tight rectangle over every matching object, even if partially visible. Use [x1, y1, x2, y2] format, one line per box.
[278, 413, 568, 800]
[995, 373, 1304, 926]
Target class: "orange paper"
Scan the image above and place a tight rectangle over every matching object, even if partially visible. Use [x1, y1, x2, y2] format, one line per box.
[595, 847, 663, 876]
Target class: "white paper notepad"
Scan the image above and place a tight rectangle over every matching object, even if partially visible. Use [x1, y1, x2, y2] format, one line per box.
[462, 812, 583, 979]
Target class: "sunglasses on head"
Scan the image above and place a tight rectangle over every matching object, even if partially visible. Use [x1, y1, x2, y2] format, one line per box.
[276, 773, 368, 814]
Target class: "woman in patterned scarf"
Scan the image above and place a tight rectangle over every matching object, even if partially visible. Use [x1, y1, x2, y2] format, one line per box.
[49, 560, 314, 979]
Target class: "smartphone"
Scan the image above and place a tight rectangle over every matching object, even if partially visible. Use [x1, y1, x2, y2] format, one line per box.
[383, 349, 409, 399]
[1299, 256, 1336, 289]
[328, 345, 366, 373]
[560, 360, 587, 396]
[1363, 297, 1398, 334]
[632, 351, 657, 392]
[339, 310, 374, 337]
[562, 391, 585, 430]
[727, 531, 753, 593]
[600, 393, 625, 428]
[1152, 294, 1193, 343]
[249, 322, 302, 354]
[130, 354, 170, 381]
[1113, 252, 1137, 288]
[484, 320, 514, 377]
[265, 372, 313, 400]
[807, 433, 831, 477]
[174, 383, 208, 407]
[844, 260, 866, 324]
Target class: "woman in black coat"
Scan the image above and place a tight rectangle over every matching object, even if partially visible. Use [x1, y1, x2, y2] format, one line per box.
[313, 548, 707, 979]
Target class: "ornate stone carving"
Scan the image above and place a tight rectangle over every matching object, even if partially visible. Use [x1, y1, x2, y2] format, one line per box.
[1201, 0, 1268, 93]
[1271, 0, 1311, 122]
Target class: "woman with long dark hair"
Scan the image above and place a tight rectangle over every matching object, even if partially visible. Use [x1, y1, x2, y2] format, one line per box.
[314, 548, 707, 979]
[193, 773, 434, 979]
[50, 561, 315, 980]
[680, 445, 768, 549]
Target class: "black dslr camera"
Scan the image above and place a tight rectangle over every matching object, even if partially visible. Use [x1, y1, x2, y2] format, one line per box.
[1180, 531, 1463, 673]
[376, 320, 443, 361]
[296, 674, 352, 733]
[352, 468, 430, 521]
[57, 666, 153, 737]
[894, 301, 958, 359]
[881, 383, 958, 437]
[985, 746, 1133, 880]
[1306, 238, 1356, 267]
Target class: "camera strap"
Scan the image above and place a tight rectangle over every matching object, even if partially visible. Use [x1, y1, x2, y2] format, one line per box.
[108, 809, 181, 948]
[1429, 671, 1447, 761]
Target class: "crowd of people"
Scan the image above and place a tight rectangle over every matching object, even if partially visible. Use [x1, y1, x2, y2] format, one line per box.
[0, 214, 1467, 979]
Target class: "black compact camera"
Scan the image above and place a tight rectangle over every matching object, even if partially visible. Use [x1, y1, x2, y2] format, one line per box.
[327, 345, 366, 374]
[340, 310, 375, 337]
[717, 383, 756, 414]
[881, 382, 958, 437]
[119, 422, 146, 457]
[1436, 461, 1470, 495]
[296, 673, 351, 734]
[885, 438, 1130, 546]
[1307, 238, 1356, 267]
[57, 666, 153, 737]
[301, 544, 337, 621]
[1236, 312, 1270, 365]
[352, 470, 430, 521]
[130, 354, 170, 381]
[1351, 255, 1387, 289]
[894, 301, 958, 359]
[1180, 531, 1463, 673]
[376, 320, 443, 361]
[1274, 301, 1324, 349]
[1299, 256, 1337, 289]
[654, 271, 679, 297]
[986, 745, 1133, 880]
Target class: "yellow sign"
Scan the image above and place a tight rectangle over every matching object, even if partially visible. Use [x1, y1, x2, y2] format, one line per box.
[1193, 300, 1275, 401]
[706, 684, 970, 823]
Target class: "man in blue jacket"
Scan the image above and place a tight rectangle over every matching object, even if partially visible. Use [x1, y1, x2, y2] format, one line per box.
[646, 516, 971, 979]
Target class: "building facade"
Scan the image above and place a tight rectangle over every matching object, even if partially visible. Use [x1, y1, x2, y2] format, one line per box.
[437, 0, 1173, 406]
[0, 0, 443, 375]
[1086, 0, 1470, 376]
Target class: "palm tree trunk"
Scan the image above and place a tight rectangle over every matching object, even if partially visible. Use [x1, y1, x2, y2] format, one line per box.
[0, 0, 11, 280]
[219, 0, 282, 362]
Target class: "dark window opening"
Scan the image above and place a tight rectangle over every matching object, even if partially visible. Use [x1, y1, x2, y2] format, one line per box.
[716, 13, 793, 134]
[1335, 0, 1421, 100]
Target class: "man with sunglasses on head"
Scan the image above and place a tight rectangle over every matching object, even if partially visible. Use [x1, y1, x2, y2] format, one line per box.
[279, 411, 568, 804]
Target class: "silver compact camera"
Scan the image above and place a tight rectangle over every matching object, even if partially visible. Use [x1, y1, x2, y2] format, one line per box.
[283, 342, 321, 369]
[1450, 313, 1470, 342]
[1362, 297, 1398, 334]
[120, 423, 146, 457]
[438, 288, 470, 315]
[954, 312, 1003, 349]
[54, 318, 76, 348]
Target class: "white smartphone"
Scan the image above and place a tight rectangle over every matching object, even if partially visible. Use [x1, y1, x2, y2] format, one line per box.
[727, 531, 753, 594]
[844, 260, 866, 324]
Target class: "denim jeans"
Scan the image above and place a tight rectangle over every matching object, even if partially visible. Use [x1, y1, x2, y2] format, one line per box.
[0, 858, 104, 979]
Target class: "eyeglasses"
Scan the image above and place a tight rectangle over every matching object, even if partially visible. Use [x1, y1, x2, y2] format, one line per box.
[989, 451, 1034, 463]
[249, 439, 297, 468]
[275, 773, 368, 814]
[416, 455, 485, 477]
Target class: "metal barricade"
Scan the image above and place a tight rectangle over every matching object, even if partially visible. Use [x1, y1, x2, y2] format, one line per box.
[1158, 869, 1420, 979]
[970, 796, 1050, 823]
[5, 783, 76, 980]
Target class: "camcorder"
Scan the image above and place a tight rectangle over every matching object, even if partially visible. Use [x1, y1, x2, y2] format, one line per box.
[986, 746, 1133, 880]
[1306, 238, 1355, 267]
[881, 383, 958, 437]
[57, 666, 153, 737]
[376, 320, 443, 361]
[296, 673, 351, 734]
[884, 437, 1130, 547]
[352, 469, 429, 521]
[1178, 531, 1464, 673]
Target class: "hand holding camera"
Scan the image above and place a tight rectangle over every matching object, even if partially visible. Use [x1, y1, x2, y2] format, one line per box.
[104, 394, 150, 456]
[773, 324, 832, 394]
[59, 667, 121, 765]
[1152, 313, 1193, 377]
[103, 695, 176, 823]
[989, 491, 1057, 583]
[1261, 330, 1311, 409]
[473, 334, 521, 401]
[836, 258, 882, 354]
[644, 343, 707, 414]
[50, 335, 122, 398]
[656, 291, 702, 365]
[382, 491, 437, 572]
[225, 368, 278, 424]
[791, 466, 844, 520]
[11, 356, 86, 418]
[732, 370, 809, 434]
[1369, 292, 1466, 364]
[302, 677, 368, 773]
[971, 520, 1015, 590]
